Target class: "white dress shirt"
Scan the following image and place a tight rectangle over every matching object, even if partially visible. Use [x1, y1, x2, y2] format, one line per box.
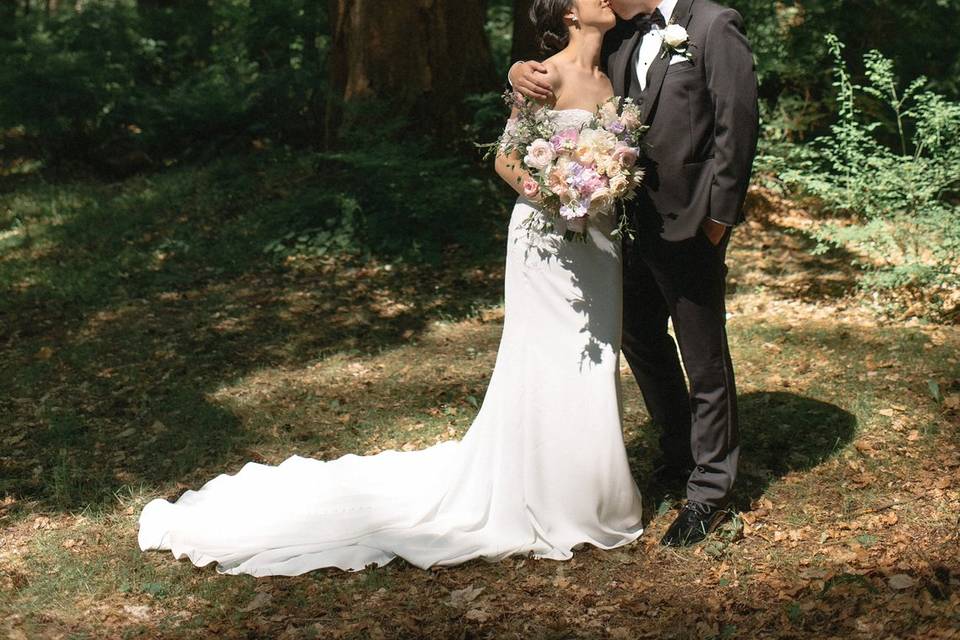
[634, 0, 678, 91]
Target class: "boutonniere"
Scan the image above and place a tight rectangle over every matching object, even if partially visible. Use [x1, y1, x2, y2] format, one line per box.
[659, 23, 694, 61]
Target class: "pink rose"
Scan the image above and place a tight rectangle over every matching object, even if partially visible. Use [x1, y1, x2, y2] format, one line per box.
[522, 177, 540, 199]
[550, 128, 579, 153]
[613, 144, 639, 168]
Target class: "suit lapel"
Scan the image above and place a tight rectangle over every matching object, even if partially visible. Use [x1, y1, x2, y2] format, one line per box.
[609, 25, 643, 97]
[640, 0, 696, 124]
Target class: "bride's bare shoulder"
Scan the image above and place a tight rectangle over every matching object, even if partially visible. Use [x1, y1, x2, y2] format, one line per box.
[534, 56, 566, 105]
[540, 56, 566, 89]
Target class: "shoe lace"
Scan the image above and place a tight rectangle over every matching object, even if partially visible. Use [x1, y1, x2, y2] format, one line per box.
[682, 501, 712, 516]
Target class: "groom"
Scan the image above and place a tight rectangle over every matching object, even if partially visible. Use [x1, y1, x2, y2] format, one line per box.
[510, 0, 758, 546]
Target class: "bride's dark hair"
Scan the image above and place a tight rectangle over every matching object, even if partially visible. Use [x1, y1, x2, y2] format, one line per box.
[530, 0, 575, 55]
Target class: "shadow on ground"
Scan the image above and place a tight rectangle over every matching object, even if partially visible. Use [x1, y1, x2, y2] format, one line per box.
[632, 391, 857, 521]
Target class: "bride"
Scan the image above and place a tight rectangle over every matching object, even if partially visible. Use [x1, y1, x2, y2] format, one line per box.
[138, 0, 644, 576]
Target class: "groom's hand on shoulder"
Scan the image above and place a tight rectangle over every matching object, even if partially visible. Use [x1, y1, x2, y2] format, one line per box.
[508, 60, 553, 102]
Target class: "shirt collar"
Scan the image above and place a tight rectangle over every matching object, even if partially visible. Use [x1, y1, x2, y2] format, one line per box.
[656, 0, 678, 24]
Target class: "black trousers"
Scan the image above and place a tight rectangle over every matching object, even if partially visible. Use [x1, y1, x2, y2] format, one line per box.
[621, 224, 739, 507]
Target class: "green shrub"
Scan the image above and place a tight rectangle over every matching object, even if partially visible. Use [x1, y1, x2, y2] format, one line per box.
[775, 35, 960, 317]
[0, 1, 329, 171]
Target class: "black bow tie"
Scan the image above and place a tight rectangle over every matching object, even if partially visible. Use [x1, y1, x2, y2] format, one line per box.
[632, 7, 666, 34]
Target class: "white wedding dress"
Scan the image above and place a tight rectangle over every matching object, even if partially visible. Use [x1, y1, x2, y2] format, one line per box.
[138, 109, 644, 576]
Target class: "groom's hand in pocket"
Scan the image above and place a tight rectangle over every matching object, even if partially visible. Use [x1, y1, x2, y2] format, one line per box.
[508, 61, 553, 102]
[701, 218, 729, 246]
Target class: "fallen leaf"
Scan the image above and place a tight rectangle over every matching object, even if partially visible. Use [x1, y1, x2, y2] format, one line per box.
[123, 604, 152, 620]
[464, 608, 489, 623]
[553, 575, 572, 588]
[447, 586, 484, 608]
[888, 574, 914, 590]
[240, 592, 272, 612]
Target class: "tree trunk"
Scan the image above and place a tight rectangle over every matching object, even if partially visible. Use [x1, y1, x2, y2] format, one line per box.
[511, 0, 541, 63]
[327, 0, 497, 142]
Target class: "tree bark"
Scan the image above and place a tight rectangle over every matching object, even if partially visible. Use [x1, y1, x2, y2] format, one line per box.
[511, 0, 541, 63]
[327, 0, 497, 142]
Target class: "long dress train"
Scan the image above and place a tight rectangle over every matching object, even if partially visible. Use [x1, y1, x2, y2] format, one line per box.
[138, 110, 644, 576]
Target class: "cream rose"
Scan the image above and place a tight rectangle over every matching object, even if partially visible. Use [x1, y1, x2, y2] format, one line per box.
[609, 174, 629, 196]
[523, 139, 555, 171]
[576, 129, 617, 165]
[588, 187, 615, 215]
[599, 100, 620, 128]
[619, 107, 641, 131]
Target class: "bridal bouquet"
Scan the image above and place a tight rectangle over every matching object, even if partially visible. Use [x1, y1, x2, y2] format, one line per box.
[494, 92, 646, 240]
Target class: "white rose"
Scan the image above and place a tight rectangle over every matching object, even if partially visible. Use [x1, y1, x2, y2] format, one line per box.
[662, 24, 689, 49]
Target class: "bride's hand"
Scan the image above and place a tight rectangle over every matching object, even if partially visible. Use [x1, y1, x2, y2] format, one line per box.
[509, 61, 553, 102]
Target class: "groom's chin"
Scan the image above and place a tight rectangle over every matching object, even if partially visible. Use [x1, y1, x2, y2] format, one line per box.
[612, 8, 642, 20]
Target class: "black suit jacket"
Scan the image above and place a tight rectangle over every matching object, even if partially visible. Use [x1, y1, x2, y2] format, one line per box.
[603, 0, 759, 241]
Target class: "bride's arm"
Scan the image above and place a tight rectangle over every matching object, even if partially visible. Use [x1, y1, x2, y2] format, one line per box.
[495, 65, 562, 196]
[495, 107, 535, 198]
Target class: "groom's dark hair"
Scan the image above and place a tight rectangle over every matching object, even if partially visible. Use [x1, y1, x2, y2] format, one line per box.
[530, 0, 574, 55]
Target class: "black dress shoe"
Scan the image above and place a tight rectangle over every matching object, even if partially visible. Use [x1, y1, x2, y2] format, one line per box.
[659, 501, 727, 547]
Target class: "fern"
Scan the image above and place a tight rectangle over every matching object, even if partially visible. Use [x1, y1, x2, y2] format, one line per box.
[778, 35, 960, 317]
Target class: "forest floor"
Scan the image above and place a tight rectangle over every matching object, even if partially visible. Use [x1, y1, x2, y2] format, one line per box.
[0, 156, 958, 639]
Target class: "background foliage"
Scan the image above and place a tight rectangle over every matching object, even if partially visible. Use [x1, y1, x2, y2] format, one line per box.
[0, 0, 958, 317]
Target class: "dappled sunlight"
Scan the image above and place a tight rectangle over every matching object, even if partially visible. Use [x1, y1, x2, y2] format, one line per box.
[207, 316, 506, 462]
